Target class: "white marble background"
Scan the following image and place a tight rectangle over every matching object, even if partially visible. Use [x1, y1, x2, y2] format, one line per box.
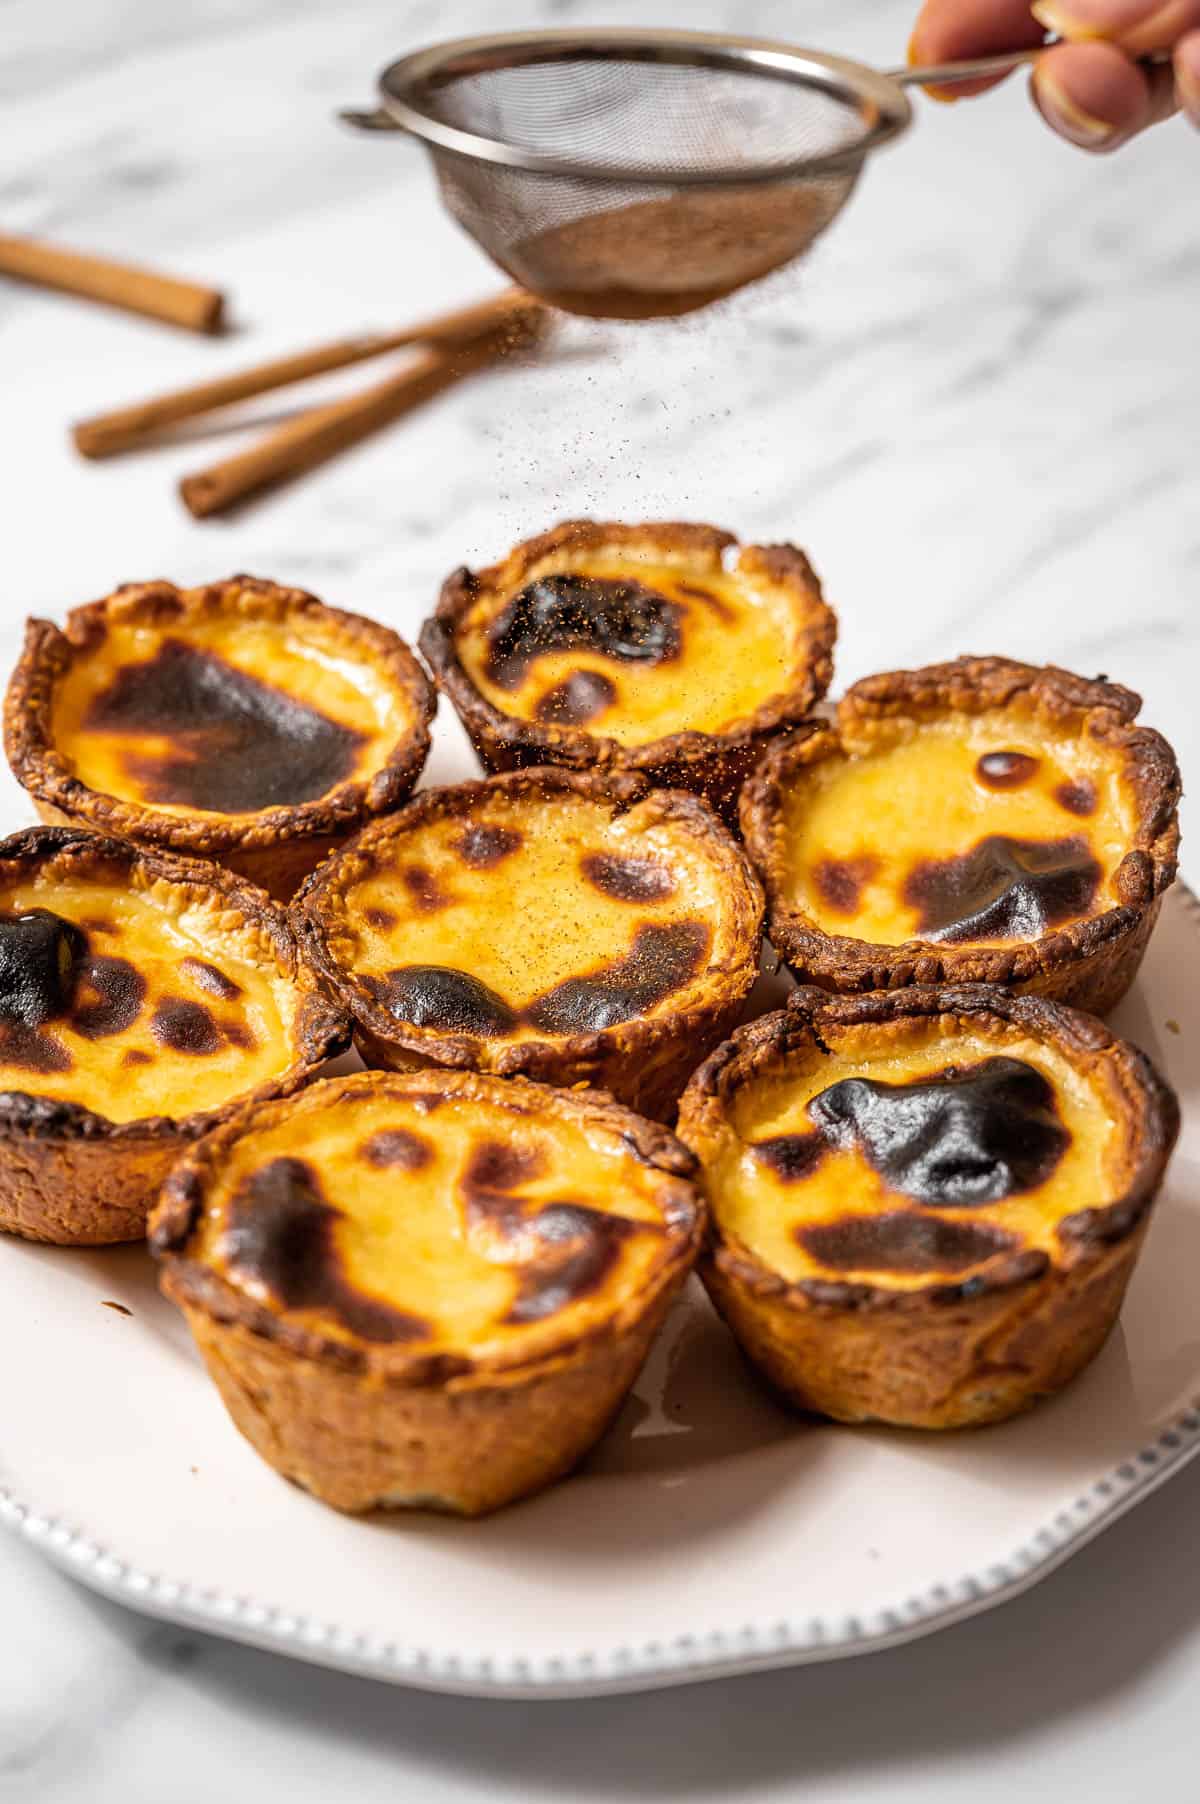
[1, 0, 1198, 1798]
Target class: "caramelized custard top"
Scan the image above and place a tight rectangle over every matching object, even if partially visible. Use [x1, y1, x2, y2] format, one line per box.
[779, 712, 1136, 947]
[0, 869, 301, 1122]
[184, 1072, 697, 1358]
[311, 785, 753, 1045]
[693, 1019, 1116, 1293]
[52, 610, 417, 820]
[457, 554, 815, 746]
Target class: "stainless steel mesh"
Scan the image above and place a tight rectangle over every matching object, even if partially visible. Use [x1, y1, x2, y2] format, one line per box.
[421, 56, 870, 176]
[373, 34, 912, 319]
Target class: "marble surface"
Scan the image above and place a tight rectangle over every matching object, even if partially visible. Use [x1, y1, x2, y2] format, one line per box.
[2, 0, 1198, 1797]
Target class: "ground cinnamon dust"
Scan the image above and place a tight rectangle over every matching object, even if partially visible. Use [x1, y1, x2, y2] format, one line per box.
[505, 181, 850, 320]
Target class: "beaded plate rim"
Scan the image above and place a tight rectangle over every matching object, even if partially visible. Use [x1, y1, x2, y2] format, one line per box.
[3, 1406, 1199, 1698]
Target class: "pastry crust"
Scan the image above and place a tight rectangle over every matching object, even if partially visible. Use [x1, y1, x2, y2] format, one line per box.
[419, 519, 836, 820]
[677, 983, 1178, 1429]
[292, 765, 765, 1120]
[5, 576, 436, 899]
[150, 1067, 704, 1515]
[0, 827, 349, 1245]
[740, 657, 1181, 1013]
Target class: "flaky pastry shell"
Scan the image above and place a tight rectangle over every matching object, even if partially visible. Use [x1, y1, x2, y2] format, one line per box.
[151, 1068, 704, 1516]
[419, 519, 836, 820]
[5, 576, 435, 899]
[292, 765, 765, 1120]
[741, 657, 1180, 1014]
[678, 983, 1178, 1430]
[0, 827, 348, 1245]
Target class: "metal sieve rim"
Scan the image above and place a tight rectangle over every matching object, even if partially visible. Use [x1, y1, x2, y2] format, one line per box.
[375, 27, 913, 186]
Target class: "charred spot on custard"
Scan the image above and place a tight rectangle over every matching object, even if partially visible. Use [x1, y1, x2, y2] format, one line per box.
[0, 1020, 73, 1073]
[533, 670, 618, 727]
[70, 956, 147, 1040]
[459, 1138, 644, 1323]
[123, 1048, 153, 1067]
[798, 1211, 1017, 1274]
[505, 1206, 639, 1323]
[1056, 778, 1098, 817]
[374, 966, 518, 1038]
[581, 852, 676, 903]
[461, 1137, 554, 1251]
[84, 638, 366, 815]
[0, 912, 152, 1059]
[904, 835, 1102, 943]
[360, 1127, 433, 1171]
[524, 919, 710, 1035]
[0, 909, 86, 1029]
[181, 957, 242, 1001]
[812, 855, 879, 917]
[364, 906, 397, 931]
[485, 574, 682, 690]
[151, 997, 222, 1056]
[976, 750, 1040, 789]
[378, 920, 710, 1041]
[223, 1157, 428, 1343]
[455, 823, 523, 868]
[401, 865, 452, 914]
[752, 1130, 826, 1182]
[802, 1057, 1068, 1206]
[464, 1138, 547, 1197]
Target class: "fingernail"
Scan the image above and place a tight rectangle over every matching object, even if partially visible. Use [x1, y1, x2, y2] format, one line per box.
[1178, 36, 1200, 123]
[1030, 2, 1075, 32]
[1034, 66, 1119, 141]
[907, 29, 961, 102]
[1030, 0, 1181, 52]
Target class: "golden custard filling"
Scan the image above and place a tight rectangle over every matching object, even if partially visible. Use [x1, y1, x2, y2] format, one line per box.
[707, 1025, 1115, 1294]
[185, 1078, 681, 1358]
[329, 790, 736, 1042]
[781, 712, 1137, 947]
[0, 875, 299, 1122]
[457, 554, 804, 746]
[50, 613, 415, 819]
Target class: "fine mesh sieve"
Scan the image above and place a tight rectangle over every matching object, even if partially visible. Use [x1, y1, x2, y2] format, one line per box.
[341, 28, 1047, 320]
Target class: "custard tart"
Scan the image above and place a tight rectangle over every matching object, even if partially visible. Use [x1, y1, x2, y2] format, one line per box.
[151, 1067, 703, 1516]
[5, 576, 435, 899]
[0, 827, 348, 1245]
[293, 766, 765, 1119]
[419, 520, 837, 817]
[741, 658, 1181, 1014]
[678, 984, 1178, 1429]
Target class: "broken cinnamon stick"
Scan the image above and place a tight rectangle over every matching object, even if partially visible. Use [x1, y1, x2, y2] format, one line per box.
[0, 234, 225, 334]
[74, 287, 534, 458]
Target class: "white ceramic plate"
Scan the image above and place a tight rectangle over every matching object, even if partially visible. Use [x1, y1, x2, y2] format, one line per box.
[2, 889, 1198, 1700]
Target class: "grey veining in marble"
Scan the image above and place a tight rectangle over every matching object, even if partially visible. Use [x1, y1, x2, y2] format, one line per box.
[2, 0, 1198, 1797]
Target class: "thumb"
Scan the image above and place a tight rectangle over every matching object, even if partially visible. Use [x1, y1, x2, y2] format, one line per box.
[1031, 38, 1170, 146]
[1031, 0, 1200, 53]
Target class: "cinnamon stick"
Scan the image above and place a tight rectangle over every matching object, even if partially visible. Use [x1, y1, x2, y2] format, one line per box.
[179, 316, 541, 519]
[0, 234, 225, 334]
[74, 287, 534, 458]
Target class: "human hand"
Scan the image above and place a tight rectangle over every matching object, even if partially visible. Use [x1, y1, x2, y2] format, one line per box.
[909, 0, 1200, 149]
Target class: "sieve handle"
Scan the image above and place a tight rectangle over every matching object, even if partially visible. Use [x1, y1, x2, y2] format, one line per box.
[339, 107, 408, 132]
[892, 44, 1169, 86]
[889, 48, 1041, 86]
